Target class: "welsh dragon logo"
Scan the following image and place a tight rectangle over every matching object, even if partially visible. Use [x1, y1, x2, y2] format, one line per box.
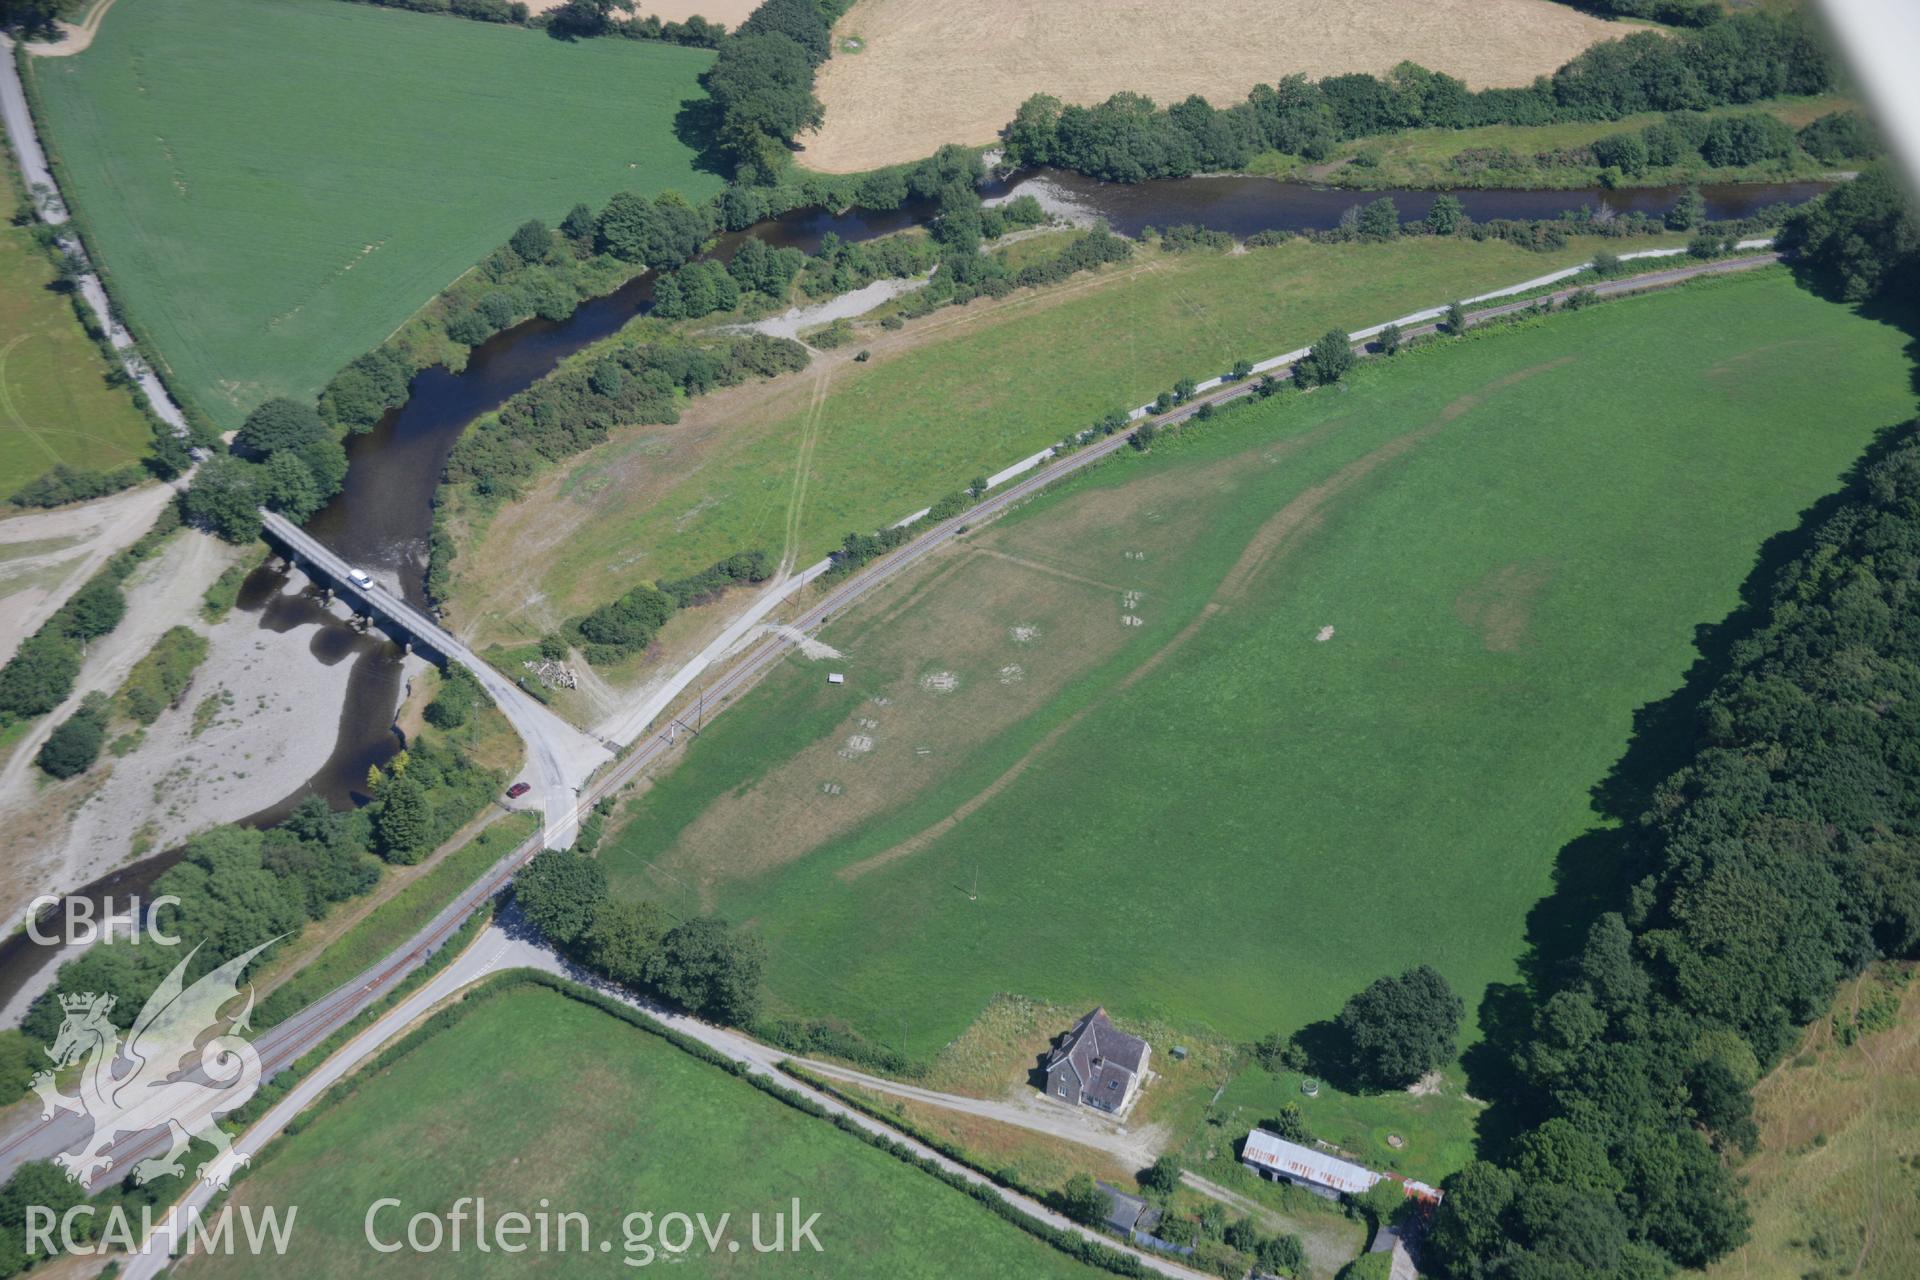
[31, 940, 274, 1190]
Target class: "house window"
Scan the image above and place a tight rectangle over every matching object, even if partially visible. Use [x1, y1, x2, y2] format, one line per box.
[1057, 1084, 1067, 1097]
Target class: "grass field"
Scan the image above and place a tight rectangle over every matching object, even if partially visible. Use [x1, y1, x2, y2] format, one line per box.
[447, 233, 1682, 651]
[1198, 1065, 1482, 1187]
[194, 983, 1112, 1278]
[802, 0, 1617, 171]
[25, 0, 722, 429]
[0, 154, 150, 498]
[1707, 965, 1920, 1280]
[595, 271, 1917, 1095]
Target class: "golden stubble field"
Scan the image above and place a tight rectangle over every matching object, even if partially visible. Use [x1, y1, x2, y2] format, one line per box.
[803, 0, 1622, 171]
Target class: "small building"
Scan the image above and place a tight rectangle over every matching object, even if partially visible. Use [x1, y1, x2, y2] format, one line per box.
[827, 672, 845, 685]
[1095, 1182, 1158, 1237]
[1369, 1222, 1421, 1280]
[1045, 1007, 1151, 1114]
[1240, 1129, 1443, 1205]
[1095, 1184, 1194, 1258]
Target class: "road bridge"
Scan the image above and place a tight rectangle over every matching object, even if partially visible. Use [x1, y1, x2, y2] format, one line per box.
[258, 511, 608, 849]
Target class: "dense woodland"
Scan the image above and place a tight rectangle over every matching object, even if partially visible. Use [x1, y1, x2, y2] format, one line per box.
[1426, 173, 1920, 1278]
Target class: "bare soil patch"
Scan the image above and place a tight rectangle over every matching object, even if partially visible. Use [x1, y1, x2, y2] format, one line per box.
[1452, 560, 1554, 651]
[803, 0, 1620, 171]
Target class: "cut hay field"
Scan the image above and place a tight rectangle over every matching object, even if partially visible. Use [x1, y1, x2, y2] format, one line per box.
[801, 0, 1620, 172]
[597, 270, 1918, 1079]
[24, 0, 722, 429]
[192, 982, 1112, 1279]
[447, 232, 1672, 651]
[0, 157, 150, 498]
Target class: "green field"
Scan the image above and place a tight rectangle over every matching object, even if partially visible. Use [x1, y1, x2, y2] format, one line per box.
[25, 0, 722, 429]
[0, 156, 151, 497]
[597, 271, 1917, 1081]
[198, 983, 1110, 1278]
[449, 232, 1685, 649]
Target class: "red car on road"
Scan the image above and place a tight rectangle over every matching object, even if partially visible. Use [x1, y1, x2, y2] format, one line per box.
[505, 781, 532, 800]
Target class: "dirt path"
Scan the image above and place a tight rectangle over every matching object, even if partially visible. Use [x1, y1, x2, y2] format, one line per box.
[731, 274, 931, 342]
[779, 364, 834, 574]
[21, 0, 116, 57]
[796, 1056, 1171, 1170]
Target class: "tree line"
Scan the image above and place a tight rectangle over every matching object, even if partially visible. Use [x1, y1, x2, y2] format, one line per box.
[1781, 162, 1919, 303]
[513, 846, 767, 1024]
[185, 396, 348, 542]
[699, 0, 855, 183]
[36, 624, 208, 780]
[567, 550, 772, 666]
[426, 329, 801, 606]
[1000, 11, 1834, 182]
[1546, 0, 1718, 24]
[443, 329, 807, 495]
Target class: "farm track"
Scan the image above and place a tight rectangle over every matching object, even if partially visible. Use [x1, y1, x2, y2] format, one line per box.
[0, 249, 1781, 1256]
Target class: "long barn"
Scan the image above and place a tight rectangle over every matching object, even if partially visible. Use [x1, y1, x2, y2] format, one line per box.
[1240, 1129, 1441, 1203]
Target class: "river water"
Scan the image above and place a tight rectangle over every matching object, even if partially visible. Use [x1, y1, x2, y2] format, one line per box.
[2, 170, 1829, 1012]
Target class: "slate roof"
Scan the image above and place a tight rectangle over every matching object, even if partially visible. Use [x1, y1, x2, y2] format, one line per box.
[1048, 1007, 1149, 1098]
[1096, 1182, 1153, 1235]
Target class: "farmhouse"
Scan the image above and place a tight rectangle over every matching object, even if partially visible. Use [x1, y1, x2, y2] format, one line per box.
[1044, 1007, 1150, 1114]
[1240, 1129, 1442, 1204]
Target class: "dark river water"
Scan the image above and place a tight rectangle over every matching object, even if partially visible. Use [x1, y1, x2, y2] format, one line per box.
[1, 170, 1829, 1012]
[1003, 170, 1829, 239]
